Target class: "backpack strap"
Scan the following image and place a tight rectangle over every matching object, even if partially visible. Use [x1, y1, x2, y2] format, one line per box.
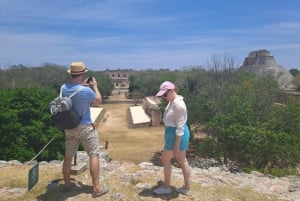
[60, 84, 87, 119]
[59, 85, 64, 98]
[59, 84, 83, 98]
[68, 85, 84, 99]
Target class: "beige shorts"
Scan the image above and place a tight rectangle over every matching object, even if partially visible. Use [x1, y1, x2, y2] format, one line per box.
[65, 124, 100, 157]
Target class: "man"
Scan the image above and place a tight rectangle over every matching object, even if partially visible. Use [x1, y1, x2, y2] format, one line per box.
[62, 61, 109, 198]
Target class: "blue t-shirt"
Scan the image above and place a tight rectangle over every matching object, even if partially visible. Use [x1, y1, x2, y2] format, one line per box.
[62, 83, 96, 124]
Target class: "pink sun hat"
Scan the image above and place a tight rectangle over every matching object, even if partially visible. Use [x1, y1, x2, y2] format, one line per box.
[155, 81, 175, 97]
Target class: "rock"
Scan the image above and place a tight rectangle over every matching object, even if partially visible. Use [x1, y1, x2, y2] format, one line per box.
[1, 152, 299, 201]
[229, 165, 241, 174]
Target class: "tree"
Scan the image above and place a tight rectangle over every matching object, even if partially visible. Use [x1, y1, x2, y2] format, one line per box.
[0, 88, 64, 162]
[292, 73, 300, 90]
[177, 54, 300, 170]
[87, 72, 114, 98]
[289, 68, 299, 77]
[128, 70, 177, 97]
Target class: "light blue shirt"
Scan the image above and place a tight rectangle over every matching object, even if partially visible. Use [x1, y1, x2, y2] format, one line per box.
[62, 83, 96, 124]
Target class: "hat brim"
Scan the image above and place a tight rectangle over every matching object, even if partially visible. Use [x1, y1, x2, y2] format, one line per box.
[67, 69, 88, 75]
[155, 89, 168, 97]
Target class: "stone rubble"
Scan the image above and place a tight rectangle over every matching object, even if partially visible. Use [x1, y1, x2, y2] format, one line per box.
[0, 151, 299, 201]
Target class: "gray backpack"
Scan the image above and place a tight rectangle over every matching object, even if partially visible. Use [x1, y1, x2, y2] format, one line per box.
[49, 85, 83, 130]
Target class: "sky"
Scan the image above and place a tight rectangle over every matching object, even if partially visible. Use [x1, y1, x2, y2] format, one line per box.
[0, 0, 300, 71]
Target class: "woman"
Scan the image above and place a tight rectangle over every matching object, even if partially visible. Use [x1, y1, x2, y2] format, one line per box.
[153, 81, 192, 196]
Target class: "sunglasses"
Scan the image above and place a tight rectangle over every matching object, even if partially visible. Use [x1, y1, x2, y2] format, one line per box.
[163, 90, 171, 97]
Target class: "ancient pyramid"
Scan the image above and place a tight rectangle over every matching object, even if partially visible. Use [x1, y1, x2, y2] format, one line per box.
[239, 49, 296, 90]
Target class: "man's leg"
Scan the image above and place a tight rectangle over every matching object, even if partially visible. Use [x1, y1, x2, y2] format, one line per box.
[89, 155, 101, 192]
[82, 124, 107, 194]
[62, 155, 73, 188]
[63, 128, 80, 189]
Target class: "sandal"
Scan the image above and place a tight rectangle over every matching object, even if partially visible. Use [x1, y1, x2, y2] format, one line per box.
[92, 186, 109, 198]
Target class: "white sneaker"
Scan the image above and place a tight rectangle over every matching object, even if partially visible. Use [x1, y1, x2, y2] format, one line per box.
[175, 187, 192, 196]
[153, 186, 171, 195]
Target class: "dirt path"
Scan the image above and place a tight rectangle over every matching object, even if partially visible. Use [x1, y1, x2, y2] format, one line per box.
[96, 99, 164, 164]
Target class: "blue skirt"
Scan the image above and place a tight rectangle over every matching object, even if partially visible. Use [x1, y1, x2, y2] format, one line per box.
[164, 124, 190, 151]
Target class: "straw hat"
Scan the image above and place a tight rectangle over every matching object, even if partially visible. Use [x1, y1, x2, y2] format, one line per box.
[67, 61, 88, 75]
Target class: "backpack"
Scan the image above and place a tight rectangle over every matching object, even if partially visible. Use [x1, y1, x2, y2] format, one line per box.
[49, 85, 84, 130]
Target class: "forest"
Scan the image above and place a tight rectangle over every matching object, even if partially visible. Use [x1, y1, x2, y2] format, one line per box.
[1, 59, 300, 176]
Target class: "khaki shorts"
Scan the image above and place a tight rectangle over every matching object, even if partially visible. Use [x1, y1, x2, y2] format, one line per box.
[65, 124, 100, 157]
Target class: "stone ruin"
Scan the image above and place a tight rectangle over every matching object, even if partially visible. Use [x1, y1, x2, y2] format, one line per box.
[142, 97, 162, 127]
[239, 49, 296, 90]
[127, 96, 162, 128]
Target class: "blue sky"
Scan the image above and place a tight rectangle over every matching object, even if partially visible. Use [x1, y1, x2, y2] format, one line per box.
[0, 0, 299, 71]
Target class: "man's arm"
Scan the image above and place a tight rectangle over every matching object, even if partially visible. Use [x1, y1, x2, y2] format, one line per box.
[90, 77, 102, 105]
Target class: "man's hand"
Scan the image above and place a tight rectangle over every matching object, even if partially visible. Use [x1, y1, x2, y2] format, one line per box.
[83, 76, 98, 89]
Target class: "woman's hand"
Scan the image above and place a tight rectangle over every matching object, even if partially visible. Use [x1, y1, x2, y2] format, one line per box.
[173, 146, 181, 159]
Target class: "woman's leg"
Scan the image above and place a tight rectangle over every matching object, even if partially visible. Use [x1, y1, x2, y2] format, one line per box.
[176, 124, 191, 189]
[161, 150, 174, 188]
[176, 151, 190, 190]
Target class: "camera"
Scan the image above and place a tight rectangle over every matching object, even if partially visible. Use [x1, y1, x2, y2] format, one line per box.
[87, 76, 93, 83]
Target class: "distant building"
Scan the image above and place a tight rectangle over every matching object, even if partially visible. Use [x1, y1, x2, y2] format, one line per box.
[105, 69, 131, 88]
[104, 69, 135, 95]
[239, 49, 296, 90]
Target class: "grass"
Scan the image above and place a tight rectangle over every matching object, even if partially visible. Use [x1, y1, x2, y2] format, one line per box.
[97, 103, 164, 164]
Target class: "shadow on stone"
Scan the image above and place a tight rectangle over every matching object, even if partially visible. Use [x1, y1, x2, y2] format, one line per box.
[36, 178, 93, 201]
[138, 180, 179, 200]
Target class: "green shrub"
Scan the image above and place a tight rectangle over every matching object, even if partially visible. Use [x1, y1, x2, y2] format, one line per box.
[268, 167, 299, 177]
[196, 138, 221, 158]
